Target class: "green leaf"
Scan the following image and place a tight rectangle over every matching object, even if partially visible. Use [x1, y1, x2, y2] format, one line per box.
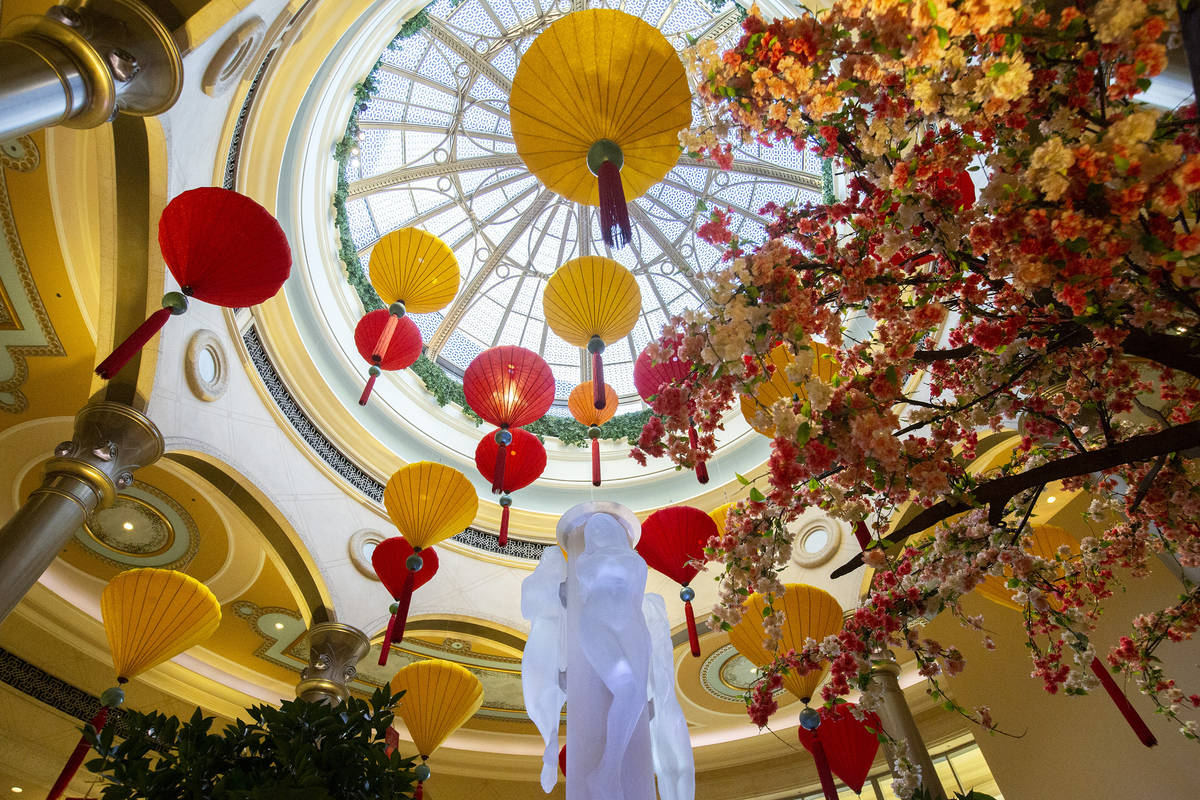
[987, 61, 1010, 78]
[926, 0, 937, 20]
[836, 79, 857, 92]
[935, 25, 949, 47]
[735, 471, 751, 485]
[749, 487, 767, 503]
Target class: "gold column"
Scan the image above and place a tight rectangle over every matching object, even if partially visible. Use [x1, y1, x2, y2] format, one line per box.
[871, 651, 948, 800]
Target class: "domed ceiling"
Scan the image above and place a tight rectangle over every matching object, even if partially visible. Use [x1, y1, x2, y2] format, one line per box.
[338, 0, 826, 408]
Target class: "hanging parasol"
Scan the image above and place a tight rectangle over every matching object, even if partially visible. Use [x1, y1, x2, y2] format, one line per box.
[567, 380, 617, 486]
[366, 227, 459, 365]
[796, 702, 883, 800]
[390, 659, 484, 800]
[463, 346, 555, 493]
[634, 341, 708, 483]
[96, 188, 291, 378]
[474, 427, 547, 547]
[354, 308, 422, 405]
[47, 568, 221, 800]
[637, 506, 718, 657]
[740, 341, 838, 437]
[543, 256, 640, 409]
[510, 8, 692, 248]
[372, 536, 440, 666]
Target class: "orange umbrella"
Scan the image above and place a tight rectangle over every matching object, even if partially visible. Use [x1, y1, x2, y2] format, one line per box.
[568, 380, 617, 485]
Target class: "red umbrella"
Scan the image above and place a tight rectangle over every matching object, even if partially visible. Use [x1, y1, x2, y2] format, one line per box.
[636, 506, 716, 657]
[463, 346, 555, 493]
[797, 703, 882, 799]
[475, 428, 546, 546]
[354, 309, 422, 405]
[633, 343, 708, 484]
[372, 536, 440, 666]
[96, 187, 291, 378]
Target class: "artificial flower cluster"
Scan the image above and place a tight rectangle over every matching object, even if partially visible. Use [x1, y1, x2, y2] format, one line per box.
[638, 0, 1200, 761]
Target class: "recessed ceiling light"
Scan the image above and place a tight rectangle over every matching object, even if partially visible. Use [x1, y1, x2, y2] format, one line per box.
[1046, 496, 1056, 504]
[274, 622, 285, 630]
[122, 522, 134, 530]
[12, 787, 24, 794]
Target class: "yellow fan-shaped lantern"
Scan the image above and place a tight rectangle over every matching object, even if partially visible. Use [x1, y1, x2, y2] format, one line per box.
[740, 342, 839, 438]
[390, 659, 483, 795]
[544, 256, 641, 410]
[510, 9, 692, 248]
[101, 568, 222, 680]
[975, 524, 1077, 611]
[728, 583, 844, 703]
[368, 227, 459, 314]
[383, 462, 479, 550]
[709, 502, 735, 537]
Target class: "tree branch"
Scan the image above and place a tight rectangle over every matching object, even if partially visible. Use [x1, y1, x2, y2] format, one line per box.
[830, 420, 1200, 578]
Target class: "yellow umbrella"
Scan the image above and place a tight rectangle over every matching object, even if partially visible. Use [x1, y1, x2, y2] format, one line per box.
[740, 342, 839, 437]
[510, 9, 692, 248]
[974, 524, 1076, 611]
[390, 659, 484, 794]
[383, 462, 479, 551]
[543, 256, 641, 410]
[48, 569, 221, 800]
[366, 227, 459, 361]
[728, 583, 844, 703]
[102, 567, 222, 681]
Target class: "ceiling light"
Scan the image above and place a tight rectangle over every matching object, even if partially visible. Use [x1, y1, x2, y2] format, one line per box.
[1046, 496, 1056, 503]
[122, 521, 134, 530]
[12, 788, 24, 794]
[274, 622, 285, 630]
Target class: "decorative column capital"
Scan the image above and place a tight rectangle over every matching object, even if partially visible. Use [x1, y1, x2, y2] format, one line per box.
[43, 401, 164, 510]
[297, 622, 370, 705]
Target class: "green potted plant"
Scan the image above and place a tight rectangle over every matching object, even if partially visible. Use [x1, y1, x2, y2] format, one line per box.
[85, 687, 418, 799]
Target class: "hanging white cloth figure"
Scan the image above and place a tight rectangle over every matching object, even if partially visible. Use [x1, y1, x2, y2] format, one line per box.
[643, 593, 696, 800]
[521, 545, 568, 792]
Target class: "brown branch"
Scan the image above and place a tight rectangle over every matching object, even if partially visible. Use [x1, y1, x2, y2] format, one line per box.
[830, 420, 1200, 578]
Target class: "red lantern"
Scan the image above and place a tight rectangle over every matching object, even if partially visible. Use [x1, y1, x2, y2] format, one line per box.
[96, 187, 291, 378]
[637, 506, 717, 657]
[463, 346, 555, 493]
[475, 428, 546, 547]
[372, 536, 440, 666]
[354, 309, 422, 405]
[633, 343, 708, 484]
[796, 703, 882, 799]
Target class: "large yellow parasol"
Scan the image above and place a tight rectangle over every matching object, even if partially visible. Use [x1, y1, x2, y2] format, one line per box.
[390, 659, 484, 795]
[365, 227, 459, 363]
[543, 256, 641, 409]
[740, 342, 839, 437]
[383, 462, 479, 551]
[510, 9, 692, 248]
[728, 583, 844, 704]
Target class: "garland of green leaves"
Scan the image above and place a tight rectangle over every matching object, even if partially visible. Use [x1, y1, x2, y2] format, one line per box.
[330, 13, 651, 448]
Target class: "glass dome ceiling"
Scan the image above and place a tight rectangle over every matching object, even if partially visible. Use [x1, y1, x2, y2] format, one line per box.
[339, 0, 825, 410]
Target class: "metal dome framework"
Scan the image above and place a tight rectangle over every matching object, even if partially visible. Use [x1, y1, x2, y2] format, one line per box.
[340, 0, 824, 408]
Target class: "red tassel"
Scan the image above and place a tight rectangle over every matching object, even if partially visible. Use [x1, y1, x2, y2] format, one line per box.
[592, 351, 605, 409]
[558, 744, 567, 776]
[47, 707, 109, 800]
[385, 726, 399, 756]
[684, 599, 700, 657]
[499, 505, 510, 547]
[688, 424, 709, 484]
[414, 781, 423, 800]
[359, 372, 378, 406]
[372, 312, 401, 362]
[391, 570, 416, 649]
[96, 307, 174, 379]
[1089, 657, 1157, 747]
[597, 160, 630, 248]
[591, 438, 601, 486]
[492, 443, 508, 495]
[378, 612, 398, 666]
[854, 521, 871, 550]
[811, 737, 839, 800]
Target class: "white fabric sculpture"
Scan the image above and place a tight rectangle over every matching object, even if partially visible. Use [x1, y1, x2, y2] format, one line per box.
[522, 501, 695, 800]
